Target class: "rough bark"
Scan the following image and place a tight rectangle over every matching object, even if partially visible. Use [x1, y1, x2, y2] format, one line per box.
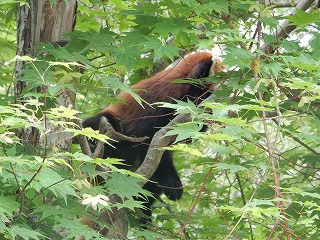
[98, 195, 129, 239]
[15, 0, 77, 150]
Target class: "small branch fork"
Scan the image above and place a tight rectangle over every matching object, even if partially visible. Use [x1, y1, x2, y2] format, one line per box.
[76, 117, 148, 159]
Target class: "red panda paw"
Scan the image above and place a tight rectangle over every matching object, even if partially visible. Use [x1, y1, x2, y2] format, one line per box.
[162, 175, 183, 201]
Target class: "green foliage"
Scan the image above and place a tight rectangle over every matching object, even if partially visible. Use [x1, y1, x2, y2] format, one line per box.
[287, 9, 320, 29]
[0, 97, 148, 239]
[1, 0, 320, 239]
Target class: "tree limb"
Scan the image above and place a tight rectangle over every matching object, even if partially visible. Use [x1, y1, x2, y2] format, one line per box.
[263, 0, 316, 54]
[135, 113, 192, 186]
[277, 0, 315, 39]
[99, 116, 148, 143]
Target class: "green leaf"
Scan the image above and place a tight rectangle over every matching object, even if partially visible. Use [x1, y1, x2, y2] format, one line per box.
[224, 47, 252, 69]
[130, 228, 164, 239]
[112, 48, 144, 70]
[280, 78, 317, 90]
[263, 61, 283, 77]
[242, 142, 262, 154]
[70, 127, 112, 144]
[291, 61, 320, 71]
[164, 143, 204, 157]
[114, 199, 146, 211]
[205, 133, 235, 141]
[82, 28, 116, 52]
[200, 102, 240, 117]
[215, 163, 246, 173]
[104, 172, 151, 201]
[220, 125, 253, 141]
[46, 106, 80, 120]
[31, 204, 59, 222]
[215, 117, 246, 126]
[100, 75, 145, 106]
[208, 143, 232, 155]
[152, 17, 190, 38]
[6, 226, 45, 240]
[289, 187, 320, 199]
[153, 44, 180, 61]
[160, 99, 203, 118]
[287, 9, 320, 29]
[164, 122, 203, 143]
[143, 37, 180, 60]
[310, 32, 320, 50]
[55, 217, 102, 239]
[0, 195, 20, 222]
[34, 168, 78, 201]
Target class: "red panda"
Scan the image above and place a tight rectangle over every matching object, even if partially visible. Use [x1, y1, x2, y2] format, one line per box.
[83, 51, 226, 222]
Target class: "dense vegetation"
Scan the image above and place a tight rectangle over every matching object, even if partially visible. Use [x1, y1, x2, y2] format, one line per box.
[0, 0, 320, 239]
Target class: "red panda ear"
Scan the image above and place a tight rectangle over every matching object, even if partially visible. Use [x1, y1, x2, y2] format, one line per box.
[188, 56, 214, 79]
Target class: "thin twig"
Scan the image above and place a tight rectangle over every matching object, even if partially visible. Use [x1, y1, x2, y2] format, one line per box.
[235, 173, 254, 240]
[203, 189, 240, 239]
[178, 165, 214, 239]
[225, 167, 268, 239]
[158, 198, 191, 240]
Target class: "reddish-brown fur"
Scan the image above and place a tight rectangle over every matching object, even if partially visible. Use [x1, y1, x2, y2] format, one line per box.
[102, 52, 217, 136]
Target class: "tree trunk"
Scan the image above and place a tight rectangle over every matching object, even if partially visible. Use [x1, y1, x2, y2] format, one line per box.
[14, 1, 130, 237]
[15, 0, 77, 150]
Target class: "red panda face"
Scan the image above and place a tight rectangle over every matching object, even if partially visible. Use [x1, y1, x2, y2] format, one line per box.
[210, 57, 227, 75]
